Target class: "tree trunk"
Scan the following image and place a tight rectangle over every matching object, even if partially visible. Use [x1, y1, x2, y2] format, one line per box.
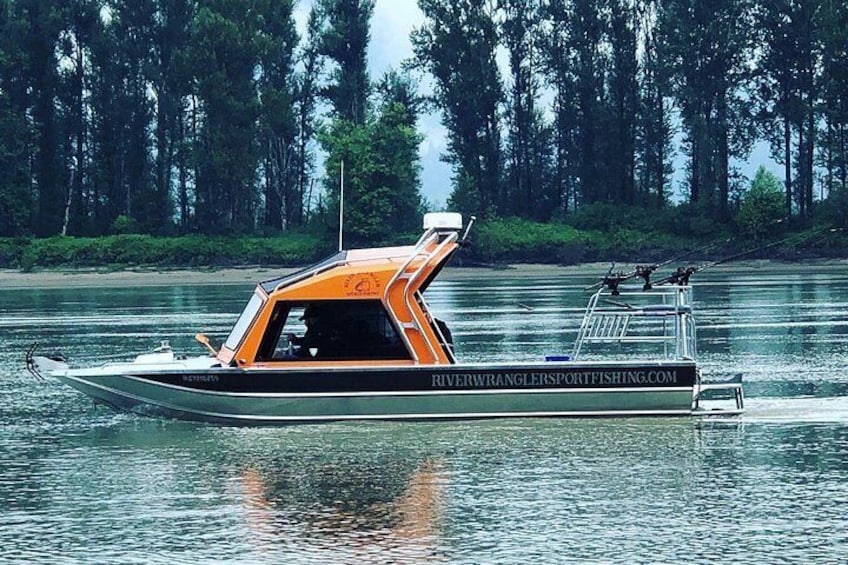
[716, 95, 729, 220]
[784, 116, 792, 218]
[690, 133, 700, 204]
[805, 109, 815, 216]
[798, 124, 806, 219]
[841, 124, 847, 193]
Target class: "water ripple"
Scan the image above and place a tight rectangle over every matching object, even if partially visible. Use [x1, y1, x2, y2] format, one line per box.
[3, 272, 848, 563]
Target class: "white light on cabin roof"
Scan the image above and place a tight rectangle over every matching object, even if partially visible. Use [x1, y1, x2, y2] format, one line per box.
[423, 212, 463, 230]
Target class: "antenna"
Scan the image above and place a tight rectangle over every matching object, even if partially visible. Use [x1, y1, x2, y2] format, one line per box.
[338, 159, 344, 252]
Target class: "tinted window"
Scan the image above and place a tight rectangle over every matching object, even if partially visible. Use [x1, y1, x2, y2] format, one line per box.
[256, 300, 410, 361]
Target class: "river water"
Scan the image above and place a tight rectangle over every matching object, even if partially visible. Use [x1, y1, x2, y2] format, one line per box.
[1, 267, 847, 563]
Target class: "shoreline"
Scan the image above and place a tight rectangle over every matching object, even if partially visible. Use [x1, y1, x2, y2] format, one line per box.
[2, 259, 847, 290]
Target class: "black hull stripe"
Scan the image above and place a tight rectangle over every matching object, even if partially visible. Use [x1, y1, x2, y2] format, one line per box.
[122, 375, 695, 398]
[128, 364, 697, 394]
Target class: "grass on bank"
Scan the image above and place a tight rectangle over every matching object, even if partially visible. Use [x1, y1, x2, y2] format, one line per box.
[0, 232, 328, 272]
[1, 210, 844, 272]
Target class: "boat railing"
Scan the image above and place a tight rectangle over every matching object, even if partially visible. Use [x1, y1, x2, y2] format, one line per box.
[572, 285, 697, 361]
[384, 228, 457, 363]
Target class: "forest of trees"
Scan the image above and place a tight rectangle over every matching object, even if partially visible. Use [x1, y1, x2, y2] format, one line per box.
[1, 0, 848, 245]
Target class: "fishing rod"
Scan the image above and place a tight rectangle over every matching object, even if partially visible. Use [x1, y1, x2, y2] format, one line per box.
[586, 239, 727, 295]
[653, 224, 838, 287]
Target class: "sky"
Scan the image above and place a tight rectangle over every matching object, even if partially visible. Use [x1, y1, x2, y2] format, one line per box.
[294, 0, 778, 208]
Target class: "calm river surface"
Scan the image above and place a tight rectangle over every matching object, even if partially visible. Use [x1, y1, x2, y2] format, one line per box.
[2, 267, 848, 563]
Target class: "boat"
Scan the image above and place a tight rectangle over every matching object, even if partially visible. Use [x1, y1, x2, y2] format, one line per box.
[26, 212, 744, 424]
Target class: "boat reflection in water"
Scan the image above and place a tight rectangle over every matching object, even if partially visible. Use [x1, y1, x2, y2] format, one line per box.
[236, 457, 446, 560]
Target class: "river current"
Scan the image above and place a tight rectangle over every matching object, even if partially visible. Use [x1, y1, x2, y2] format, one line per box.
[1, 267, 847, 563]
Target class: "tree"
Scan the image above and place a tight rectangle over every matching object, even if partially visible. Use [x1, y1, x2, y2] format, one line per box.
[539, 0, 614, 208]
[606, 0, 639, 206]
[54, 0, 99, 236]
[538, 0, 579, 214]
[660, 0, 755, 220]
[412, 0, 503, 218]
[818, 0, 848, 205]
[112, 1, 158, 233]
[87, 7, 125, 232]
[190, 1, 262, 234]
[319, 71, 424, 246]
[318, 0, 373, 125]
[291, 7, 323, 227]
[150, 0, 195, 234]
[256, 0, 298, 232]
[754, 0, 822, 223]
[20, 0, 65, 236]
[635, 0, 675, 208]
[571, 0, 606, 205]
[498, 0, 553, 220]
[0, 0, 34, 236]
[735, 166, 785, 239]
[372, 70, 425, 234]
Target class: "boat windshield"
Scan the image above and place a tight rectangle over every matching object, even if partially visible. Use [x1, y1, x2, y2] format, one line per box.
[224, 292, 265, 350]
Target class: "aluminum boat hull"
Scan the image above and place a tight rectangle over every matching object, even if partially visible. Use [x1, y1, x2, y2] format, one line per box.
[47, 360, 700, 424]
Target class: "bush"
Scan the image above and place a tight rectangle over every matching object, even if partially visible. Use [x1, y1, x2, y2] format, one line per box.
[815, 186, 848, 230]
[735, 166, 786, 240]
[567, 203, 658, 232]
[473, 218, 591, 264]
[110, 215, 140, 235]
[0, 237, 27, 267]
[11, 233, 327, 271]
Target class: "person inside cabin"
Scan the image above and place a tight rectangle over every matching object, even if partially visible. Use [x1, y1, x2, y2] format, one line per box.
[287, 305, 328, 358]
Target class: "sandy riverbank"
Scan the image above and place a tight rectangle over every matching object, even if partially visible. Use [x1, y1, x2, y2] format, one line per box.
[1, 259, 846, 290]
[0, 264, 599, 289]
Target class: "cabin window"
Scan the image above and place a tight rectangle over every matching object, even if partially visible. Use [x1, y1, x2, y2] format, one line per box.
[255, 300, 410, 361]
[224, 292, 265, 351]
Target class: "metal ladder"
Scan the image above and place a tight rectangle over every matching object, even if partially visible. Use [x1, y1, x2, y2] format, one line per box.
[692, 374, 745, 415]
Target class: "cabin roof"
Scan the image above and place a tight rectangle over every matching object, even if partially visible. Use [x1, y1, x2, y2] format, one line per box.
[258, 245, 418, 295]
[259, 251, 346, 294]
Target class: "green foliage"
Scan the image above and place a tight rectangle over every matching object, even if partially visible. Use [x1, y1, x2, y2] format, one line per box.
[319, 69, 424, 248]
[735, 166, 785, 239]
[473, 218, 591, 264]
[470, 216, 703, 264]
[0, 237, 26, 266]
[2, 213, 846, 272]
[318, 0, 374, 124]
[110, 215, 140, 235]
[562, 202, 726, 240]
[191, 1, 263, 233]
[320, 114, 423, 246]
[816, 186, 848, 230]
[566, 203, 655, 233]
[6, 233, 326, 272]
